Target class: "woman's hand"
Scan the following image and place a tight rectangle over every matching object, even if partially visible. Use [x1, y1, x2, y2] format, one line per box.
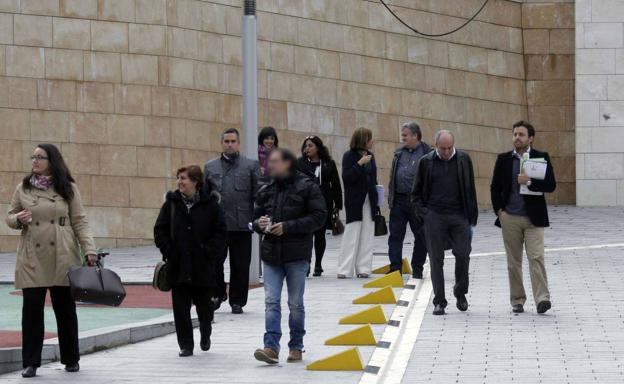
[357, 154, 372, 166]
[16, 210, 32, 225]
[258, 216, 271, 231]
[86, 254, 98, 266]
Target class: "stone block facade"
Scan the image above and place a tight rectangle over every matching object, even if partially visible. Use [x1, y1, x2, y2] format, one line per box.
[0, 0, 576, 250]
[576, 0, 624, 206]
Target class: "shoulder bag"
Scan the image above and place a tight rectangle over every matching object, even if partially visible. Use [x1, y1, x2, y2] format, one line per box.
[153, 201, 174, 292]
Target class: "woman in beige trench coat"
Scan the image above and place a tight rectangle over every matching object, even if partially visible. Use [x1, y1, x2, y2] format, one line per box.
[6, 144, 97, 378]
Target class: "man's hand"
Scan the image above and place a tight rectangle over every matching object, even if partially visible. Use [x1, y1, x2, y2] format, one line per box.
[258, 216, 271, 231]
[517, 174, 530, 185]
[86, 254, 98, 266]
[270, 222, 284, 236]
[497, 209, 504, 217]
[16, 210, 32, 225]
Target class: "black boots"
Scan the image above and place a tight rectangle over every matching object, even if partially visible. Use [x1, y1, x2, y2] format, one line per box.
[21, 366, 37, 378]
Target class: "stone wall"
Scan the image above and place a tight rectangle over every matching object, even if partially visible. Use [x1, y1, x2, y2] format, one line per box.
[576, 0, 624, 206]
[523, 0, 576, 204]
[0, 0, 573, 250]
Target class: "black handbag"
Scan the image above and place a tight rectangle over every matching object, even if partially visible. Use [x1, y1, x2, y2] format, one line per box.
[374, 208, 388, 237]
[153, 201, 174, 292]
[331, 211, 345, 236]
[68, 264, 126, 306]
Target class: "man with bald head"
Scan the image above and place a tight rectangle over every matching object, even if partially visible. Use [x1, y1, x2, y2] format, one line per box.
[411, 130, 478, 315]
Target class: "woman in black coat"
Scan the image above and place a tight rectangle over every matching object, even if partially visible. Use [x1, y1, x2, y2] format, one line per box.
[154, 165, 226, 357]
[337, 128, 379, 279]
[297, 136, 343, 276]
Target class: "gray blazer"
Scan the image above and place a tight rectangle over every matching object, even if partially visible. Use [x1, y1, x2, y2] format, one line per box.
[204, 154, 260, 232]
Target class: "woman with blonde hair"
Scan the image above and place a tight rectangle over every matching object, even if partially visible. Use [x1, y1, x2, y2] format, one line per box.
[337, 128, 379, 278]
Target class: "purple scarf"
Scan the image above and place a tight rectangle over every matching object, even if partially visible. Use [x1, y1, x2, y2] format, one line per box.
[30, 174, 53, 191]
[258, 145, 272, 175]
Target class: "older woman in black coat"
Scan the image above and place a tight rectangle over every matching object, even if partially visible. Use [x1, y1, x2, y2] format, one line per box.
[337, 128, 379, 278]
[297, 136, 343, 277]
[154, 165, 226, 357]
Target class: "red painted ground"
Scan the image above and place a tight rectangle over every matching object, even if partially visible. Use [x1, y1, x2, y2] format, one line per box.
[0, 331, 57, 348]
[9, 284, 262, 310]
[10, 285, 173, 309]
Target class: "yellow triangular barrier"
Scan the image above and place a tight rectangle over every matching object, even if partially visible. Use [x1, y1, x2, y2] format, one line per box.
[371, 258, 412, 275]
[352, 286, 396, 304]
[339, 305, 387, 324]
[363, 271, 404, 288]
[306, 347, 364, 371]
[325, 325, 376, 346]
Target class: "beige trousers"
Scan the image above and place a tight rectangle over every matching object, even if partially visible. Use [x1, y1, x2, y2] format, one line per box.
[499, 211, 550, 306]
[338, 196, 374, 277]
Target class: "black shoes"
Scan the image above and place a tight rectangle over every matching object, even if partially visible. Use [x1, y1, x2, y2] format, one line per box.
[231, 304, 243, 314]
[412, 270, 423, 279]
[21, 366, 37, 378]
[433, 304, 445, 315]
[200, 336, 211, 352]
[65, 363, 80, 372]
[456, 295, 469, 312]
[179, 349, 193, 357]
[537, 300, 551, 314]
[313, 268, 323, 277]
[512, 304, 524, 313]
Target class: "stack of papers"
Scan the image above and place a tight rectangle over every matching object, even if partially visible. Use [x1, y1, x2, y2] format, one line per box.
[520, 158, 547, 195]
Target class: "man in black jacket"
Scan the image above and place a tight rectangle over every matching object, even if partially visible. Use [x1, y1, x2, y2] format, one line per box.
[411, 130, 478, 316]
[490, 121, 556, 314]
[388, 122, 431, 278]
[252, 149, 326, 365]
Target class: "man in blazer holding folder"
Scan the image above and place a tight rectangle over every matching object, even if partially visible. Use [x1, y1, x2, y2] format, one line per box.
[490, 121, 556, 314]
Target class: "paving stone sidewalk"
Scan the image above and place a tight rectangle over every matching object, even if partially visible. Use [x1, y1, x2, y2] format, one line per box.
[0, 206, 622, 383]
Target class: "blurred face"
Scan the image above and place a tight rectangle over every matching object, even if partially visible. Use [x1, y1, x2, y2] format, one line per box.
[436, 134, 455, 160]
[268, 151, 290, 179]
[31, 147, 50, 175]
[304, 140, 319, 159]
[263, 136, 275, 149]
[177, 171, 197, 197]
[513, 126, 533, 152]
[222, 133, 240, 156]
[401, 127, 420, 149]
[366, 139, 374, 150]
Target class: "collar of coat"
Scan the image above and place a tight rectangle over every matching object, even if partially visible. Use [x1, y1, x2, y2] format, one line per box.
[394, 141, 430, 157]
[167, 188, 219, 204]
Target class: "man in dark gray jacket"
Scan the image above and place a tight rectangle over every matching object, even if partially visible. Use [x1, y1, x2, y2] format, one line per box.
[387, 122, 431, 278]
[411, 130, 478, 316]
[204, 127, 260, 314]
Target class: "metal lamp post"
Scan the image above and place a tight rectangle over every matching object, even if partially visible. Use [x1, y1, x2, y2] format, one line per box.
[241, 0, 260, 284]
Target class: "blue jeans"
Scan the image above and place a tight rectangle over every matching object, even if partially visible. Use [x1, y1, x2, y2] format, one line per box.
[388, 194, 428, 273]
[263, 260, 308, 352]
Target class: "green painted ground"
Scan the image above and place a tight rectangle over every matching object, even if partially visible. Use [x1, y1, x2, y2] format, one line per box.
[0, 285, 169, 332]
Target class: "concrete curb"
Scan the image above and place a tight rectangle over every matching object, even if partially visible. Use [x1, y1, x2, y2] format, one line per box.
[0, 313, 197, 374]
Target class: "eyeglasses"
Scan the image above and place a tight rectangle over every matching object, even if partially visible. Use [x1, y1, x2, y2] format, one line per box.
[30, 155, 49, 161]
[305, 136, 316, 139]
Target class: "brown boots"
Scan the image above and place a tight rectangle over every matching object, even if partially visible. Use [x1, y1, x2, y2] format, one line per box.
[254, 348, 303, 364]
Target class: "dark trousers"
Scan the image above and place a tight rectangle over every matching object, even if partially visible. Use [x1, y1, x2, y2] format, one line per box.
[22, 286, 79, 368]
[388, 194, 428, 273]
[312, 228, 327, 271]
[216, 231, 252, 307]
[171, 285, 214, 351]
[423, 211, 471, 307]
